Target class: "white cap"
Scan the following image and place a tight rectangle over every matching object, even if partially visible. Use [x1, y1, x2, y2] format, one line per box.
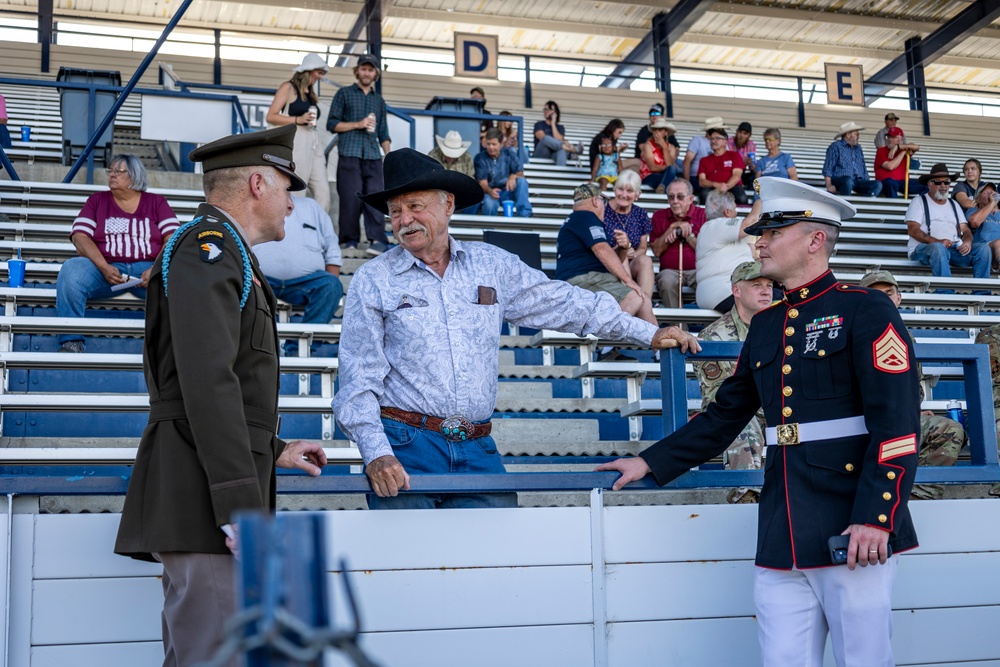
[744, 177, 857, 235]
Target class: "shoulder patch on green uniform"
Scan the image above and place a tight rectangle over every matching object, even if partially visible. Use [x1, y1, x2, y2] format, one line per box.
[199, 232, 224, 263]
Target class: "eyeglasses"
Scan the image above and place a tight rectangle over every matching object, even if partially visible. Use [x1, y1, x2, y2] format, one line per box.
[105, 168, 128, 175]
[667, 194, 689, 201]
[649, 111, 662, 116]
[929, 179, 951, 186]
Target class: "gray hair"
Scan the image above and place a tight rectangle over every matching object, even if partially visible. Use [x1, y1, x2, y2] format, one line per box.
[666, 178, 693, 197]
[203, 165, 281, 200]
[763, 128, 782, 142]
[614, 169, 641, 197]
[386, 189, 451, 211]
[705, 189, 735, 219]
[109, 153, 148, 192]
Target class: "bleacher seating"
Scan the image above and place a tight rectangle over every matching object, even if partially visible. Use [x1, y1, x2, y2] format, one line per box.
[1, 95, 997, 496]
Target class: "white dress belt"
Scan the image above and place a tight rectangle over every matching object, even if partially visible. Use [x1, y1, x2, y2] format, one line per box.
[765, 415, 868, 446]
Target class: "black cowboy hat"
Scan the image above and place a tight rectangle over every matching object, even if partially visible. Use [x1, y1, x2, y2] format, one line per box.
[357, 148, 484, 214]
[918, 162, 961, 185]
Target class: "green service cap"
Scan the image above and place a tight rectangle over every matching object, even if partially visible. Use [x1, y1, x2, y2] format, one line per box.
[188, 125, 307, 191]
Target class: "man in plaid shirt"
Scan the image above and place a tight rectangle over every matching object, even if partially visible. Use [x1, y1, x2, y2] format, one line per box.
[328, 54, 392, 256]
[822, 121, 882, 198]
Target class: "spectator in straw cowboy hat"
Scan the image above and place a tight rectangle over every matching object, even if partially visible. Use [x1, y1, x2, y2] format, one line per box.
[428, 130, 474, 178]
[823, 121, 882, 198]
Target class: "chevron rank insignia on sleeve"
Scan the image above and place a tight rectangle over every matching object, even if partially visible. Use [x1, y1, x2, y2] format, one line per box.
[879, 434, 917, 462]
[873, 324, 909, 373]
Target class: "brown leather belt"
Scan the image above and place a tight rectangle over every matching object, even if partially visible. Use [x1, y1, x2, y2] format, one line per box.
[380, 407, 492, 442]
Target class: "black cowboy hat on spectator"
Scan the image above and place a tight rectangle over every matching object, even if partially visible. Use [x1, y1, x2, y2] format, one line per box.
[918, 162, 961, 185]
[357, 148, 484, 214]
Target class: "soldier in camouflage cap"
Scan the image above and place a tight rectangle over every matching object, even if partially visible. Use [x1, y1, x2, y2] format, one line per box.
[860, 270, 965, 499]
[695, 261, 773, 502]
[973, 323, 1000, 496]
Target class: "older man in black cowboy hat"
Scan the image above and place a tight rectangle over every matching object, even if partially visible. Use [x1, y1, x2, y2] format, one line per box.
[333, 149, 699, 509]
[906, 162, 991, 287]
[115, 125, 328, 667]
[599, 177, 920, 667]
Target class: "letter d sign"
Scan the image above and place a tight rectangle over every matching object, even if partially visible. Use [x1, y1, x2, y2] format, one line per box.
[455, 33, 498, 79]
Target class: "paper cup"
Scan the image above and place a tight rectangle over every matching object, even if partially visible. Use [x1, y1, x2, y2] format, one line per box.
[8, 259, 26, 288]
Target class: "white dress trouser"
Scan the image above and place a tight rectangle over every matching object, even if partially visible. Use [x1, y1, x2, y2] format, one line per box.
[754, 557, 897, 667]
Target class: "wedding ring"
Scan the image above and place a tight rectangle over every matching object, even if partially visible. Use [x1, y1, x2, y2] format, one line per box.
[869, 549, 878, 553]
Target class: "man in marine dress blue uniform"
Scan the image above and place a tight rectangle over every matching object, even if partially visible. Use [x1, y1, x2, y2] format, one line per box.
[598, 177, 920, 667]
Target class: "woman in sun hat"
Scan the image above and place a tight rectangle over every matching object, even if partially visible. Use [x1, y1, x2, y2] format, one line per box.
[265, 52, 331, 210]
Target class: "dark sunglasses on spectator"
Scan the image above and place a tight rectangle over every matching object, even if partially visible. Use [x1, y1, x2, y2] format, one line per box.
[929, 179, 951, 185]
[667, 194, 688, 200]
[650, 111, 662, 116]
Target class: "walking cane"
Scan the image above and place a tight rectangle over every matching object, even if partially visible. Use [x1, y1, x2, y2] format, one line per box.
[677, 232, 684, 308]
[904, 152, 911, 199]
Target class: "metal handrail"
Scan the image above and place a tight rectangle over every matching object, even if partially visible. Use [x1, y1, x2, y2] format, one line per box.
[0, 341, 995, 494]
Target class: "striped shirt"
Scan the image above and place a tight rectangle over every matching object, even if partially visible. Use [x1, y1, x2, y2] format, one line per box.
[326, 83, 390, 160]
[71, 191, 179, 262]
[822, 139, 871, 180]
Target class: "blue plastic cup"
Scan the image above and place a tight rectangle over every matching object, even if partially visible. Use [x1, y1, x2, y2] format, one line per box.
[502, 200, 515, 217]
[8, 259, 26, 288]
[20, 126, 30, 143]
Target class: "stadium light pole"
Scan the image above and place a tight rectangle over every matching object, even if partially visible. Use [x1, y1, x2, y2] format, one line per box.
[63, 0, 196, 185]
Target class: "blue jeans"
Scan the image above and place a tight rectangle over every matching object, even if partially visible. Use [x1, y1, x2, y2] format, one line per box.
[831, 175, 882, 197]
[533, 135, 567, 166]
[480, 177, 532, 217]
[641, 165, 678, 191]
[367, 416, 518, 510]
[880, 178, 927, 199]
[265, 271, 343, 325]
[909, 241, 991, 290]
[55, 257, 152, 345]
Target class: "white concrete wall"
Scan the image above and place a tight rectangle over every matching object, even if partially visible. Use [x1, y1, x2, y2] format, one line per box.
[1, 496, 999, 666]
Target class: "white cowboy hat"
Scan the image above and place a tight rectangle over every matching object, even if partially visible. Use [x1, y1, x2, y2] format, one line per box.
[834, 121, 865, 138]
[294, 53, 329, 73]
[435, 131, 472, 159]
[703, 116, 727, 131]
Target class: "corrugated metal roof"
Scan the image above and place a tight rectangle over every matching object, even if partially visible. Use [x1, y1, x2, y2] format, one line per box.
[18, 0, 1000, 89]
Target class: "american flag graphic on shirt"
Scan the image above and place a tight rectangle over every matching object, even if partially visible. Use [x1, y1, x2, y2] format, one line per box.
[71, 191, 179, 262]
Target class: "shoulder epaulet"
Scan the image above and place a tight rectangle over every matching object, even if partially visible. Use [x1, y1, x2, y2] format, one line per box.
[836, 283, 868, 294]
[162, 217, 254, 310]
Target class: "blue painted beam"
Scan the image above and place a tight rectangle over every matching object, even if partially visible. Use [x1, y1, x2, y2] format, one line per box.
[600, 0, 715, 90]
[865, 0, 1000, 103]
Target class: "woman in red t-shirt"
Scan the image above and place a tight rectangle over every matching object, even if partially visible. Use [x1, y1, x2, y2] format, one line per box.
[55, 154, 179, 352]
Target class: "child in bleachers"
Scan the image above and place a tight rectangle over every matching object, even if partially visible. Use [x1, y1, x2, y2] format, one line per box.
[592, 135, 622, 190]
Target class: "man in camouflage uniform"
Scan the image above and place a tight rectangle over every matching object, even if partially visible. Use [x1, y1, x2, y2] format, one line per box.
[860, 270, 964, 499]
[973, 322, 1000, 496]
[696, 261, 773, 502]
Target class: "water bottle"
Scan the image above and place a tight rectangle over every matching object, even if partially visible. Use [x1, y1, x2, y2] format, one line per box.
[366, 112, 376, 133]
[307, 105, 318, 127]
[946, 400, 965, 427]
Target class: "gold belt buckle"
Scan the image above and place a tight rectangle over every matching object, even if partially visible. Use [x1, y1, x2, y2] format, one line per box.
[776, 423, 800, 446]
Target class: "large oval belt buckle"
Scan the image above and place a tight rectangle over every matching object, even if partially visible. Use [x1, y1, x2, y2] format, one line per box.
[440, 415, 473, 442]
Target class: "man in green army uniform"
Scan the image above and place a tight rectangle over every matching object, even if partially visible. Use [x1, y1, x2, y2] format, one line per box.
[115, 125, 328, 667]
[860, 270, 964, 499]
[695, 261, 773, 503]
[973, 323, 1000, 496]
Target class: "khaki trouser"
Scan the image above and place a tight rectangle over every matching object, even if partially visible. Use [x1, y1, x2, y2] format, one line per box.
[656, 268, 697, 308]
